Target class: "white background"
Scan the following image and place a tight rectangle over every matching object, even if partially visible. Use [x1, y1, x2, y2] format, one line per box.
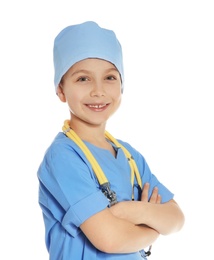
[1, 0, 213, 259]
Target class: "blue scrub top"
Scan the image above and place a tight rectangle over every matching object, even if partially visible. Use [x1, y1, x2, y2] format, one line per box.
[38, 132, 174, 260]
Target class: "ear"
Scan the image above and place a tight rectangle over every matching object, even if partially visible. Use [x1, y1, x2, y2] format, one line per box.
[56, 84, 66, 102]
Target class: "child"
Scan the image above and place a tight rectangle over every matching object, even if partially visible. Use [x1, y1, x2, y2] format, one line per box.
[37, 21, 185, 260]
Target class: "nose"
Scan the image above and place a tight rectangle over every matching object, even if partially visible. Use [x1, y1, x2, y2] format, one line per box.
[90, 81, 105, 97]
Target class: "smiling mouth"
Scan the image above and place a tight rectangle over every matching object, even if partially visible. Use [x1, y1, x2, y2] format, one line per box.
[87, 104, 107, 108]
[86, 103, 109, 111]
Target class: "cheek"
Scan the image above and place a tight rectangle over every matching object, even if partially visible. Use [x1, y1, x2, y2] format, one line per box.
[64, 87, 81, 101]
[117, 96, 122, 107]
[112, 88, 122, 102]
[65, 90, 85, 110]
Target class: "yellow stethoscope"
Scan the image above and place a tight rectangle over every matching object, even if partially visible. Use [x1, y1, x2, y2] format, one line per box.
[63, 119, 152, 257]
[62, 119, 142, 205]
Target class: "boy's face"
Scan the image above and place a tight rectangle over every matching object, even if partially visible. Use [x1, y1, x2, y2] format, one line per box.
[57, 58, 122, 127]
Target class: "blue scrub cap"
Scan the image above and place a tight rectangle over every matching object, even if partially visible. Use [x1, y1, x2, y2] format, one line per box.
[53, 21, 124, 92]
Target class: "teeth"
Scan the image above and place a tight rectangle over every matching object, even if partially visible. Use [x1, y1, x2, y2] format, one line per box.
[88, 104, 105, 108]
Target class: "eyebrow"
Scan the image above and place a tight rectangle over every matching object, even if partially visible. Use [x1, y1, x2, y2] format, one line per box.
[70, 69, 90, 77]
[71, 67, 119, 77]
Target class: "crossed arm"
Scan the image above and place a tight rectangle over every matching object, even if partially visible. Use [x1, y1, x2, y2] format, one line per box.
[80, 183, 185, 254]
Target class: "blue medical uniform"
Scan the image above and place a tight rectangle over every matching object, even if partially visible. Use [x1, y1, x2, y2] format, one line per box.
[38, 132, 174, 259]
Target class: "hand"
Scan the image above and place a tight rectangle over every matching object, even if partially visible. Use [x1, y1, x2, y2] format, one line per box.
[141, 183, 161, 204]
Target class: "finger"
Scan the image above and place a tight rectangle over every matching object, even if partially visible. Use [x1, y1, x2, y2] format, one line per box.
[157, 194, 161, 204]
[149, 187, 159, 203]
[141, 183, 150, 202]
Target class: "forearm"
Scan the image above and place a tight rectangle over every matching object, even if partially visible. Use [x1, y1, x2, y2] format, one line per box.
[142, 200, 185, 234]
[110, 200, 185, 235]
[81, 208, 159, 254]
[146, 200, 184, 234]
[115, 223, 159, 253]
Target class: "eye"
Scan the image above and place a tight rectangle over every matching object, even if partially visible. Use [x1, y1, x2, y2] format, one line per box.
[77, 76, 89, 82]
[106, 75, 117, 80]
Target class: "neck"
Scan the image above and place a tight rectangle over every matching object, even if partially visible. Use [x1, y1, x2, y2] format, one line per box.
[69, 119, 106, 144]
[67, 119, 116, 156]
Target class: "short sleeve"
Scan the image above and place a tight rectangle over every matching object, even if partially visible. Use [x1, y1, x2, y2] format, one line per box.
[38, 140, 109, 237]
[62, 191, 108, 236]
